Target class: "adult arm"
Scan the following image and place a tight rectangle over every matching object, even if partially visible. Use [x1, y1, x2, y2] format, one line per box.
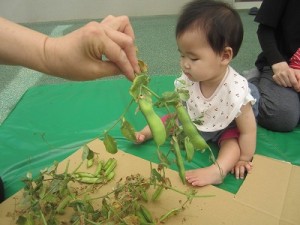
[0, 16, 140, 81]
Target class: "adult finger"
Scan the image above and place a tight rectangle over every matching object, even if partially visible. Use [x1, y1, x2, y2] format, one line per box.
[100, 33, 135, 80]
[95, 61, 121, 78]
[101, 15, 135, 39]
[278, 71, 292, 87]
[273, 74, 287, 87]
[105, 28, 140, 75]
[288, 69, 300, 90]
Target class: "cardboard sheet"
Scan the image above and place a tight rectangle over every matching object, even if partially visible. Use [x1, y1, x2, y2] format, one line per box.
[1, 139, 299, 225]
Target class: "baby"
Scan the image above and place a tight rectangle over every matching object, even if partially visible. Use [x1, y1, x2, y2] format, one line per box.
[136, 0, 259, 187]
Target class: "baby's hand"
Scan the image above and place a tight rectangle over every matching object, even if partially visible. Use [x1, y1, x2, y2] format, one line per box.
[231, 160, 253, 179]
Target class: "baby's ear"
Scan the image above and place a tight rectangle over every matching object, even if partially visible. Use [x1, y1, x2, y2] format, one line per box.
[221, 47, 233, 64]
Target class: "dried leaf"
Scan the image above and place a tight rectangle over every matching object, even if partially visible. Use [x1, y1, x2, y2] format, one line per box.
[129, 74, 149, 100]
[120, 117, 137, 142]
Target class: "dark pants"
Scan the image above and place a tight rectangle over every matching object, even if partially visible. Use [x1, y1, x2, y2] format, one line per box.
[252, 66, 300, 132]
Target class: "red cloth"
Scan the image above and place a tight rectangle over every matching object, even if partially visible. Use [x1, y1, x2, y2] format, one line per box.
[289, 48, 300, 69]
[161, 114, 171, 124]
[218, 127, 240, 146]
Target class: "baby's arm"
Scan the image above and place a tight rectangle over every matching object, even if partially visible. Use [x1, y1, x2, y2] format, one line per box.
[233, 102, 257, 179]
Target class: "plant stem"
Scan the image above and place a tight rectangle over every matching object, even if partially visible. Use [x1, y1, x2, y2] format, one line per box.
[165, 185, 215, 198]
[97, 98, 135, 136]
[142, 85, 161, 99]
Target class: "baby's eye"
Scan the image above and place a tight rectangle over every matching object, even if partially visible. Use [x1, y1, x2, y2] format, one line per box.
[190, 58, 198, 61]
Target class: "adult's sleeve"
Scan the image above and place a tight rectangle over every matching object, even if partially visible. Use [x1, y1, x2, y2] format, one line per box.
[257, 24, 286, 66]
[254, 0, 287, 28]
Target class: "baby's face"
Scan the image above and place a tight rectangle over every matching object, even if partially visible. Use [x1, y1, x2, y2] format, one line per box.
[177, 29, 225, 83]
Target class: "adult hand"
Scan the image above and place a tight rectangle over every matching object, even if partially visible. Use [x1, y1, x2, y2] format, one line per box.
[293, 69, 300, 92]
[45, 15, 140, 81]
[272, 62, 300, 91]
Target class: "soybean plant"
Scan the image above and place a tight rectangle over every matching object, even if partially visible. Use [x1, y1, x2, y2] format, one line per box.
[100, 59, 218, 185]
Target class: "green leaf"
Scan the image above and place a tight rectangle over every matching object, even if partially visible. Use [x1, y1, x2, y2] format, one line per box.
[120, 117, 137, 142]
[103, 133, 118, 154]
[81, 144, 90, 161]
[151, 168, 163, 182]
[82, 145, 94, 167]
[87, 149, 94, 161]
[129, 74, 150, 100]
[16, 215, 27, 225]
[177, 88, 190, 101]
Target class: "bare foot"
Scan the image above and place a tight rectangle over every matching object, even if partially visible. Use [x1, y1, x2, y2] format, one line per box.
[135, 132, 147, 144]
[185, 164, 224, 186]
[135, 126, 152, 144]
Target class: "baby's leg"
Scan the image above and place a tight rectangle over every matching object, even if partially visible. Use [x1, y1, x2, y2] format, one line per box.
[186, 138, 240, 186]
[135, 125, 152, 144]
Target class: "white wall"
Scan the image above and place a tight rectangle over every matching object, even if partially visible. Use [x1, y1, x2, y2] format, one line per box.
[0, 0, 261, 24]
[234, 1, 261, 9]
[0, 0, 191, 23]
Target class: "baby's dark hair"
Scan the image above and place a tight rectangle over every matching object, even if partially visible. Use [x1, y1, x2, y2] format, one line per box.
[176, 0, 243, 58]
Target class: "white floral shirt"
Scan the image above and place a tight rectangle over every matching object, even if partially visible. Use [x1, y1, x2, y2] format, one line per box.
[175, 66, 255, 132]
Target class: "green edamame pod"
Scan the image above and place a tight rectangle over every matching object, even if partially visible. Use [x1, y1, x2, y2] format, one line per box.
[172, 136, 186, 184]
[74, 172, 96, 178]
[103, 158, 114, 170]
[139, 96, 166, 146]
[105, 171, 115, 181]
[94, 161, 103, 176]
[137, 210, 155, 225]
[176, 103, 209, 152]
[75, 177, 104, 184]
[104, 159, 117, 177]
[56, 196, 72, 214]
[140, 189, 149, 202]
[184, 136, 195, 162]
[140, 205, 154, 223]
[159, 207, 182, 223]
[151, 186, 164, 201]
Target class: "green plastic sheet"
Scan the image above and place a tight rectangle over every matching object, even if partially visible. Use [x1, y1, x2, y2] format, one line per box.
[1, 75, 300, 200]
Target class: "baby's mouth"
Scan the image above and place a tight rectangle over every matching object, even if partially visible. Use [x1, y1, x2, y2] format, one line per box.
[184, 72, 192, 79]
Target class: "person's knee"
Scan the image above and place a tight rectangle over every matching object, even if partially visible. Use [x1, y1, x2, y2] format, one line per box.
[248, 83, 260, 117]
[257, 107, 299, 132]
[256, 82, 300, 132]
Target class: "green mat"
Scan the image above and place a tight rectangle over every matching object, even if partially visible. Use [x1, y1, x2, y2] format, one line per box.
[1, 75, 300, 200]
